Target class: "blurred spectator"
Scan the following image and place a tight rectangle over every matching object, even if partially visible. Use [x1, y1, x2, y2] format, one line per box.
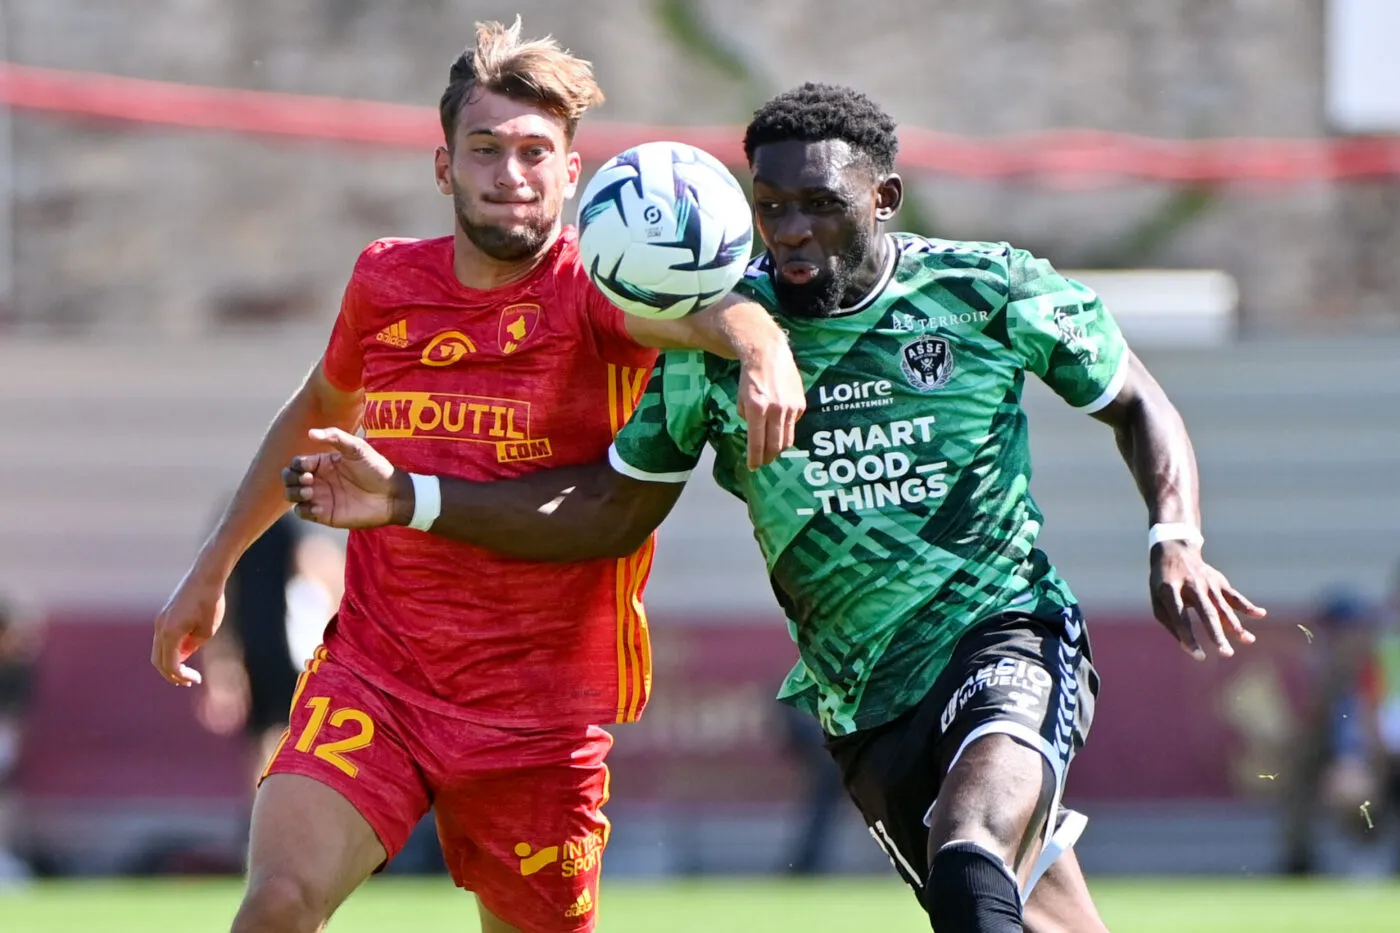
[282, 533, 347, 670]
[1280, 586, 1389, 874]
[1367, 563, 1400, 858]
[775, 702, 847, 874]
[196, 514, 344, 785]
[0, 598, 43, 887]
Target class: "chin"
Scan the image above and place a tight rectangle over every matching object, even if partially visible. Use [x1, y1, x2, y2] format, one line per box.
[771, 272, 845, 318]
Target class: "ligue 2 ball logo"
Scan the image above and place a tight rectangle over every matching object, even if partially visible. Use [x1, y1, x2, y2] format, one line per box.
[642, 205, 663, 224]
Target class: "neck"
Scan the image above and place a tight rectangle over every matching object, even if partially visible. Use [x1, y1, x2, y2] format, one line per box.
[451, 222, 561, 290]
[840, 230, 888, 308]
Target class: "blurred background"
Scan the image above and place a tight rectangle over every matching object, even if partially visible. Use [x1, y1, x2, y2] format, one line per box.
[1, 0, 1399, 929]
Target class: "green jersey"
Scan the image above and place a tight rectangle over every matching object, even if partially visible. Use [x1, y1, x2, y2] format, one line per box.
[610, 234, 1129, 735]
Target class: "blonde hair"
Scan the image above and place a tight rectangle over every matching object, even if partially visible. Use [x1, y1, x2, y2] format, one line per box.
[439, 17, 604, 146]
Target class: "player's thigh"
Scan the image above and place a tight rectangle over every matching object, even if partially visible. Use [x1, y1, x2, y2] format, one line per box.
[251, 652, 432, 905]
[1023, 849, 1110, 933]
[437, 732, 613, 933]
[476, 899, 530, 933]
[926, 731, 1055, 874]
[242, 773, 388, 918]
[927, 609, 1097, 872]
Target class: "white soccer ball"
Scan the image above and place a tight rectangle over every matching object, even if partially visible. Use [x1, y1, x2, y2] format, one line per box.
[577, 141, 753, 320]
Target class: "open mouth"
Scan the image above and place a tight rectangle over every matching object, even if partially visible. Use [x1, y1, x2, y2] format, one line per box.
[778, 260, 820, 285]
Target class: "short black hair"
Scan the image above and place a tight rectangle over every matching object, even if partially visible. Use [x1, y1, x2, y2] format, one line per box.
[743, 83, 899, 174]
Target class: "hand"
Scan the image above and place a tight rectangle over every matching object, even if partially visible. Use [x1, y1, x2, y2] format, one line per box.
[282, 427, 407, 529]
[151, 567, 225, 686]
[737, 339, 806, 469]
[1150, 541, 1266, 660]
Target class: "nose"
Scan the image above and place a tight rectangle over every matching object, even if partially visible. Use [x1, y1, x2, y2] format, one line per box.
[770, 206, 813, 248]
[495, 154, 528, 189]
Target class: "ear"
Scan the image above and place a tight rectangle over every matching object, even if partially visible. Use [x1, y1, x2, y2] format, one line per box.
[434, 146, 453, 197]
[875, 172, 903, 221]
[563, 149, 582, 200]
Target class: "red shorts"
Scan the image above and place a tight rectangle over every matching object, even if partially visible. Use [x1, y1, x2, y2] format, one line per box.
[261, 648, 613, 933]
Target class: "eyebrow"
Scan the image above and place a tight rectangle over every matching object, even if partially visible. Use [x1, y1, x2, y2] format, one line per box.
[463, 128, 554, 141]
[751, 178, 842, 194]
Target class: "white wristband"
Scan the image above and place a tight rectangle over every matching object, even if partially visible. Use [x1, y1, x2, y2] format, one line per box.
[407, 473, 442, 532]
[1148, 522, 1203, 550]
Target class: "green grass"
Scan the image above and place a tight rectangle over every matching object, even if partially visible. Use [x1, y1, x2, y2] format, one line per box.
[3, 876, 1399, 932]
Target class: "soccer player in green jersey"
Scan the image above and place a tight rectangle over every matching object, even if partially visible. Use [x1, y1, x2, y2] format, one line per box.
[282, 84, 1266, 932]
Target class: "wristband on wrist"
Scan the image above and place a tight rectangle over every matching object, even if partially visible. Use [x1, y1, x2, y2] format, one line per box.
[1148, 522, 1203, 550]
[407, 474, 442, 531]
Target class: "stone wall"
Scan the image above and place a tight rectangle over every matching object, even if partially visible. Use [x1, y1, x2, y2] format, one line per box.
[4, 0, 1398, 337]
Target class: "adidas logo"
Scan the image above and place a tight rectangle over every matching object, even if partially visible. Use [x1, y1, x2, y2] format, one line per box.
[564, 888, 594, 919]
[375, 319, 409, 348]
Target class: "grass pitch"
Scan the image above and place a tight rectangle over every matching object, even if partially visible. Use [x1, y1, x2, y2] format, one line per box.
[2, 875, 1398, 931]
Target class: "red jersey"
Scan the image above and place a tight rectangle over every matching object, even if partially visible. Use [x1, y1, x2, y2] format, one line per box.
[319, 229, 658, 727]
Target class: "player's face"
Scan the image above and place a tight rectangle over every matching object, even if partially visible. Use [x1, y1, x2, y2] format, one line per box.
[435, 89, 581, 262]
[750, 139, 900, 318]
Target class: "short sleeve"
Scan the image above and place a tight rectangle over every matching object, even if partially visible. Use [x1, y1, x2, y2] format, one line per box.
[321, 267, 368, 392]
[1004, 248, 1129, 412]
[608, 351, 714, 484]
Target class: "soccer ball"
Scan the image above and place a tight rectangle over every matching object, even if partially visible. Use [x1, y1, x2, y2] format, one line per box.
[577, 141, 753, 320]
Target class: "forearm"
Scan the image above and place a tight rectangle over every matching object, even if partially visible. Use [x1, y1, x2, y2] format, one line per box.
[394, 462, 655, 562]
[197, 376, 361, 578]
[1112, 393, 1201, 529]
[629, 296, 787, 362]
[691, 298, 787, 362]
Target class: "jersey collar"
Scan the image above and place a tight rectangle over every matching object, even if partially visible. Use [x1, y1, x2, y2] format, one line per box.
[828, 234, 898, 318]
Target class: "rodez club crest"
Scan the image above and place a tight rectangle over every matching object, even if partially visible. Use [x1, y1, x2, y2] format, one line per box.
[899, 334, 955, 392]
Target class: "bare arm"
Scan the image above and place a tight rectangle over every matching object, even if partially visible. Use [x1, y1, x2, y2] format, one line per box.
[407, 460, 683, 562]
[623, 292, 781, 357]
[281, 428, 684, 562]
[625, 295, 804, 468]
[195, 363, 363, 578]
[1091, 351, 1265, 659]
[1090, 351, 1200, 530]
[151, 362, 363, 685]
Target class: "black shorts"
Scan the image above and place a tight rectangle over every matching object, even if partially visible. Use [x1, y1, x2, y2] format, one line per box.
[824, 606, 1098, 891]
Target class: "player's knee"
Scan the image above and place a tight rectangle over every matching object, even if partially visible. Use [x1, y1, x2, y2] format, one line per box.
[941, 802, 1029, 865]
[232, 872, 327, 933]
[920, 841, 1022, 933]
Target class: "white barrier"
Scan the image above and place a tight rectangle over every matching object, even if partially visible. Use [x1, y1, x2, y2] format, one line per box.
[1067, 269, 1238, 347]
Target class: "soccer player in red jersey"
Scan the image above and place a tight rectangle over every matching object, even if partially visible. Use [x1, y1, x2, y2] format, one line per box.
[150, 19, 803, 933]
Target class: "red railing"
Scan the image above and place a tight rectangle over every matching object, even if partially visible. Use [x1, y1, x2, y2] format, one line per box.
[4, 62, 1400, 184]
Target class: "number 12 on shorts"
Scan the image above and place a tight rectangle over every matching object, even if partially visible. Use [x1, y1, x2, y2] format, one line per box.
[294, 696, 375, 779]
